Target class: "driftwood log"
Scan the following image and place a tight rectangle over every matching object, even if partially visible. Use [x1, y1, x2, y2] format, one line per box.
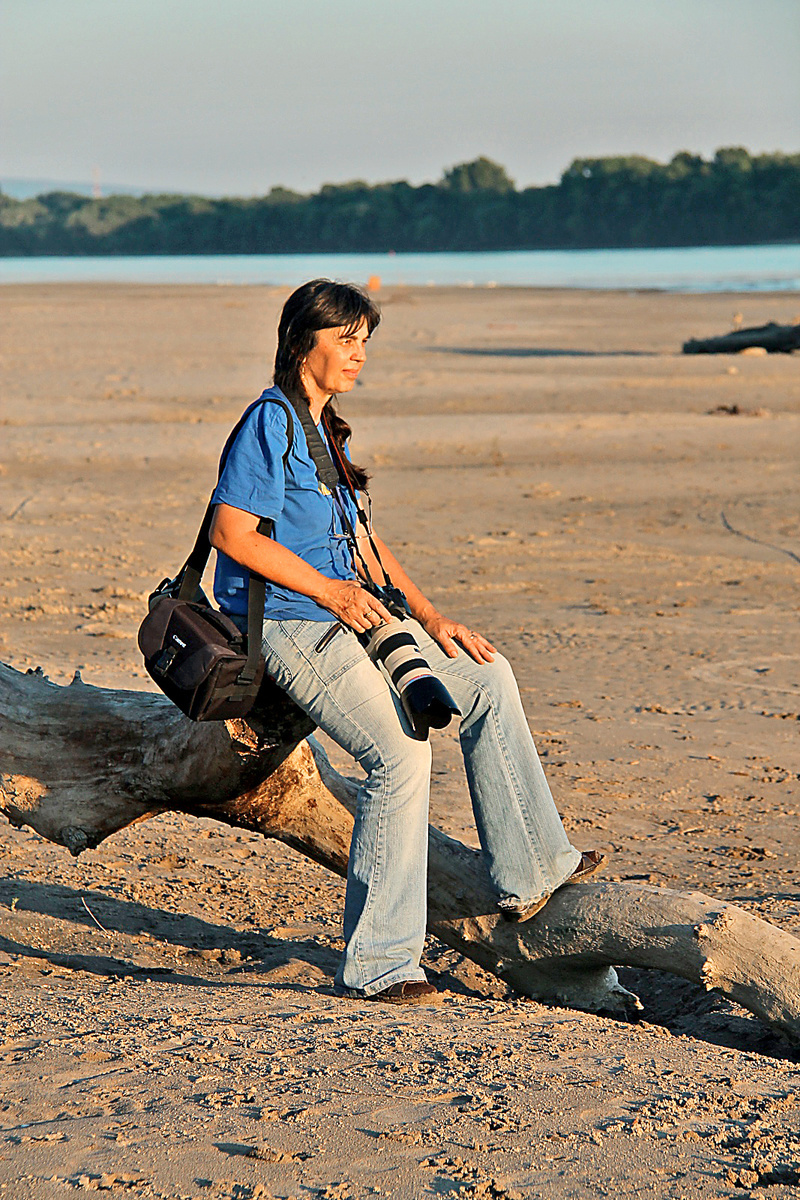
[683, 320, 800, 355]
[2, 661, 800, 1039]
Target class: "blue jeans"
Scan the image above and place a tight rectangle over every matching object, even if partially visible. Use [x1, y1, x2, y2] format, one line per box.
[259, 617, 580, 996]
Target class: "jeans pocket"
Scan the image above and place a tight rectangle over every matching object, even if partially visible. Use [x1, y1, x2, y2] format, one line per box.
[277, 619, 312, 638]
[261, 620, 309, 689]
[324, 630, 369, 682]
[279, 619, 368, 682]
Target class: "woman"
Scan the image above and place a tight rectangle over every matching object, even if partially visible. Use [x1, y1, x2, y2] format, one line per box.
[209, 279, 603, 1005]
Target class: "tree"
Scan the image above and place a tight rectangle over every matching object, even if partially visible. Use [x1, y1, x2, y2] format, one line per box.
[441, 157, 515, 193]
[1, 149, 799, 255]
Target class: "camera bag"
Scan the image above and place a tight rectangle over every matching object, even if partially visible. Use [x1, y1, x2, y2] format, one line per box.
[137, 398, 293, 721]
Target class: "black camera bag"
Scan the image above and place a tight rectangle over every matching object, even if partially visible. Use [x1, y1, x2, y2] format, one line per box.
[138, 590, 265, 722]
[137, 398, 293, 721]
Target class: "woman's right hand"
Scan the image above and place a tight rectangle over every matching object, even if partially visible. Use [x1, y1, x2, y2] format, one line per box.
[317, 579, 393, 633]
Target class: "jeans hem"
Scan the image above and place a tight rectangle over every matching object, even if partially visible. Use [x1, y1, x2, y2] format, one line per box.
[497, 848, 581, 911]
[335, 968, 428, 998]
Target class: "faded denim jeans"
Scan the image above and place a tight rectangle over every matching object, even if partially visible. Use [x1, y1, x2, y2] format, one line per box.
[259, 617, 580, 996]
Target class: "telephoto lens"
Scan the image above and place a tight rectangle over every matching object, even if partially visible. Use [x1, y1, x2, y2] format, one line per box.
[363, 619, 460, 740]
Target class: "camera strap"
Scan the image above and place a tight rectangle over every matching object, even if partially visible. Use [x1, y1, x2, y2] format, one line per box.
[284, 391, 392, 592]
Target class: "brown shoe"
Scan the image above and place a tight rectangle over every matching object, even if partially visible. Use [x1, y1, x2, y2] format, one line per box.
[368, 980, 440, 1005]
[500, 850, 607, 923]
[563, 849, 607, 884]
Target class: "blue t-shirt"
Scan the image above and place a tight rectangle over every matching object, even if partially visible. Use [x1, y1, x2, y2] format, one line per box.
[211, 385, 359, 622]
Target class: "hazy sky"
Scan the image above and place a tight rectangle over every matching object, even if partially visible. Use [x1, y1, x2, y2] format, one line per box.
[3, 0, 799, 195]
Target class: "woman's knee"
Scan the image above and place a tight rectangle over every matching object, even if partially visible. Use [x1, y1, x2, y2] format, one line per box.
[386, 733, 433, 786]
[475, 652, 519, 706]
[449, 652, 523, 732]
[362, 728, 432, 791]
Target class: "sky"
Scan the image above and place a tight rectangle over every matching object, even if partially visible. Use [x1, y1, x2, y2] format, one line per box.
[2, 0, 799, 196]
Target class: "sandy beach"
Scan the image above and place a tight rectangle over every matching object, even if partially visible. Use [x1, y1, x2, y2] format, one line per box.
[1, 282, 800, 1198]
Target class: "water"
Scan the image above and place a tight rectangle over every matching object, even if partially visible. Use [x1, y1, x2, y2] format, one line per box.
[1, 244, 798, 291]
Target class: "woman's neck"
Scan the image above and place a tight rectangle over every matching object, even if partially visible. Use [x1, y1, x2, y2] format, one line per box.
[307, 392, 331, 424]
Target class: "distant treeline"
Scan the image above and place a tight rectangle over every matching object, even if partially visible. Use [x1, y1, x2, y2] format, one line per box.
[1, 149, 798, 256]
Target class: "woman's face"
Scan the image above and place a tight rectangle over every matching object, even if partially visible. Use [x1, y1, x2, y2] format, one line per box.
[302, 319, 369, 401]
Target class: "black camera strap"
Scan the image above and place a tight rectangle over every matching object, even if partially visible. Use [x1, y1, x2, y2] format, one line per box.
[176, 396, 294, 690]
[283, 391, 392, 593]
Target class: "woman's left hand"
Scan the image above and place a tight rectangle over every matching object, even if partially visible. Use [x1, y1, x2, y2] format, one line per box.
[421, 614, 497, 663]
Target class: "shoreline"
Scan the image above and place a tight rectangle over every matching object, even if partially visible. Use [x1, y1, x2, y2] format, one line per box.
[2, 243, 799, 293]
[3, 280, 800, 296]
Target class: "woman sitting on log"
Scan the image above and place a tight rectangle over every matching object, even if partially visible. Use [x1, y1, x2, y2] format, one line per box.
[209, 279, 604, 1005]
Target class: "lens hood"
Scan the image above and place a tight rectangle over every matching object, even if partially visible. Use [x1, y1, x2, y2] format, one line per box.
[399, 674, 461, 741]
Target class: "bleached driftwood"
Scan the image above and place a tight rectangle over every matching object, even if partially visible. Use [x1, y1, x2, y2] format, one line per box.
[2, 661, 799, 1038]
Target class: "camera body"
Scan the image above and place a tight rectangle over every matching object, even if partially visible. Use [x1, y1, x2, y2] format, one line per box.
[364, 581, 411, 621]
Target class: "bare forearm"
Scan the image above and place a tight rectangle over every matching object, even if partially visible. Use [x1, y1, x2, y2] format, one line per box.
[210, 523, 331, 606]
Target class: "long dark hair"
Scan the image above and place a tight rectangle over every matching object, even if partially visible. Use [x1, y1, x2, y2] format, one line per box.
[274, 279, 380, 491]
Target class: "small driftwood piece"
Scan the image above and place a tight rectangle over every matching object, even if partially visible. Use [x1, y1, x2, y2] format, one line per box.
[2, 661, 800, 1038]
[683, 321, 800, 355]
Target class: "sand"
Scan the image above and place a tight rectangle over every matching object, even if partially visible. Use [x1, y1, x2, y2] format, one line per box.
[1, 283, 800, 1198]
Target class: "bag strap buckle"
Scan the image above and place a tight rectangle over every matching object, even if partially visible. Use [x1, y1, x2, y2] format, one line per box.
[152, 646, 178, 677]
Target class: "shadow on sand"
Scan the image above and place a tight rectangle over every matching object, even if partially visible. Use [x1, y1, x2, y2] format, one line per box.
[427, 345, 659, 358]
[0, 879, 338, 987]
[2, 880, 798, 1057]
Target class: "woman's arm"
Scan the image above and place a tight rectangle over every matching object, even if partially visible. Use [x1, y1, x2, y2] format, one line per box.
[357, 528, 496, 664]
[209, 503, 392, 634]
